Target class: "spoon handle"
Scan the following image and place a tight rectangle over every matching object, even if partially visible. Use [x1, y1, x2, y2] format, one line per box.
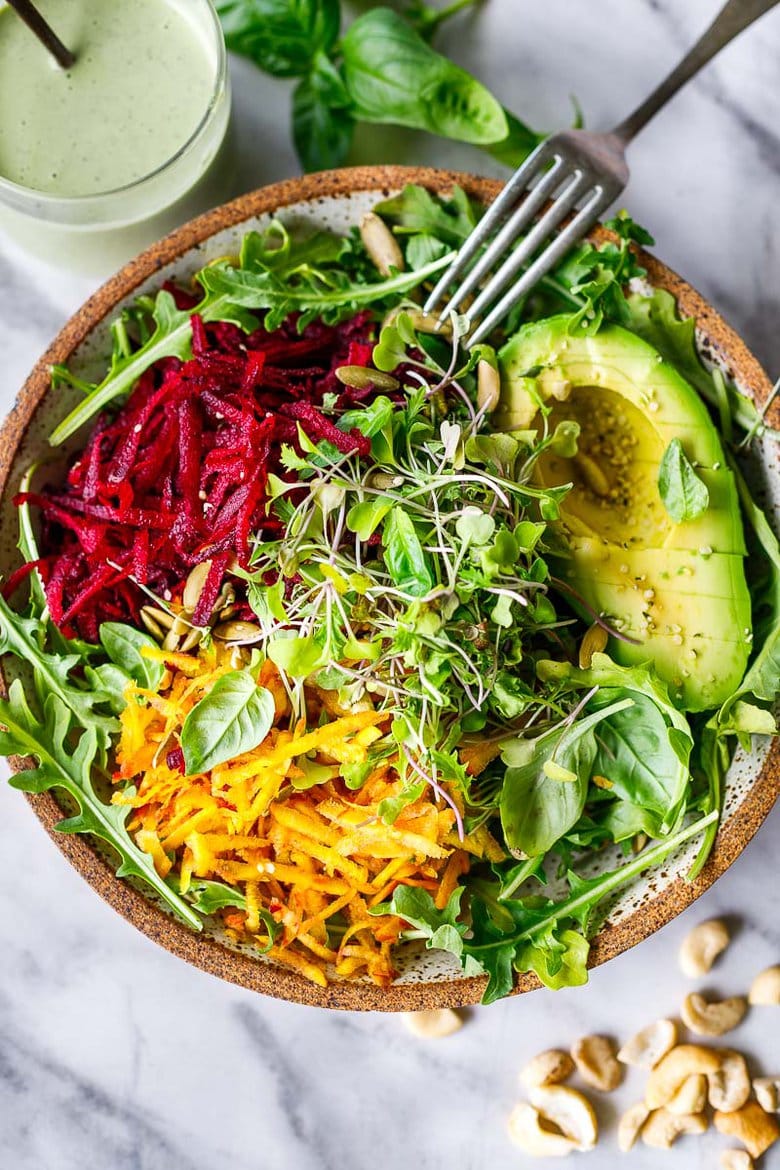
[5, 0, 75, 70]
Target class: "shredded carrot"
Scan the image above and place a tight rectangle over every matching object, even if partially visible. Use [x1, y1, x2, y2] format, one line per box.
[113, 644, 461, 989]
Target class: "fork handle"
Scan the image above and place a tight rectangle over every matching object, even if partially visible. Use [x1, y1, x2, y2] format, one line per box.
[611, 0, 779, 142]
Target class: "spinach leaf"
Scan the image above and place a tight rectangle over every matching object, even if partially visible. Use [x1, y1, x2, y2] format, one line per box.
[341, 9, 508, 144]
[499, 698, 634, 857]
[99, 622, 164, 692]
[181, 671, 276, 774]
[382, 507, 433, 597]
[215, 0, 340, 77]
[658, 438, 709, 523]
[292, 63, 355, 171]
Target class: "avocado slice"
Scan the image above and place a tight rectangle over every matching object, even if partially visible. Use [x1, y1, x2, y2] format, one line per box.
[498, 316, 751, 711]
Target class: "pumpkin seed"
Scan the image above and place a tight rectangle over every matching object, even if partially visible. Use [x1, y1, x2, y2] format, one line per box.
[140, 607, 165, 639]
[477, 359, 501, 413]
[213, 620, 263, 644]
[578, 622, 608, 669]
[359, 211, 404, 277]
[180, 627, 203, 653]
[335, 365, 399, 392]
[383, 306, 452, 337]
[183, 560, 212, 613]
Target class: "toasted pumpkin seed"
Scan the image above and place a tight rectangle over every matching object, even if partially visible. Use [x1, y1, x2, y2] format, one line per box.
[180, 627, 203, 653]
[141, 604, 174, 632]
[213, 620, 263, 644]
[477, 359, 501, 414]
[335, 365, 400, 392]
[140, 607, 166, 639]
[360, 211, 404, 276]
[579, 622, 608, 669]
[183, 561, 212, 613]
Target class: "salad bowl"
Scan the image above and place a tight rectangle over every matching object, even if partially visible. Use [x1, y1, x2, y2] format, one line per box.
[0, 165, 777, 1010]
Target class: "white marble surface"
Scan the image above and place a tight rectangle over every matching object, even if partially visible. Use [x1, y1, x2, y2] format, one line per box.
[0, 1, 779, 1166]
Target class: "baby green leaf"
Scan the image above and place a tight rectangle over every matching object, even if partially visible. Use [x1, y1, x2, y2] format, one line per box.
[267, 633, 326, 678]
[215, 0, 341, 78]
[181, 671, 275, 774]
[382, 508, 433, 596]
[99, 622, 164, 692]
[658, 438, 709, 523]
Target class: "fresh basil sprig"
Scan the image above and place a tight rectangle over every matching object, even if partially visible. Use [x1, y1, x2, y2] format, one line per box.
[215, 0, 542, 172]
[181, 671, 276, 775]
[658, 438, 710, 524]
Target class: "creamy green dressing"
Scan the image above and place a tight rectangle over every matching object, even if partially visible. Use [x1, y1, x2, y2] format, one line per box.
[0, 0, 216, 196]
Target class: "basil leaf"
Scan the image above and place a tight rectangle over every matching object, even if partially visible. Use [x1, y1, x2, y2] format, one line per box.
[658, 438, 709, 523]
[382, 507, 433, 596]
[181, 671, 276, 774]
[99, 622, 164, 692]
[215, 0, 340, 77]
[341, 9, 508, 144]
[292, 56, 355, 171]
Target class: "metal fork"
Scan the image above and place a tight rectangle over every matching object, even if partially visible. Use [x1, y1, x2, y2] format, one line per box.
[425, 0, 779, 346]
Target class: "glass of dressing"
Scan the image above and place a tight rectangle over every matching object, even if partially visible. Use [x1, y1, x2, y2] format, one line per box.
[0, 0, 232, 273]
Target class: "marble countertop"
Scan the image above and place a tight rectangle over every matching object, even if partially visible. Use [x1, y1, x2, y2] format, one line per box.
[1, 2, 778, 1166]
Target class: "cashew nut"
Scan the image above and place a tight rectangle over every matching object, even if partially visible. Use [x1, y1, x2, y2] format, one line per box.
[748, 965, 780, 1006]
[679, 918, 730, 977]
[708, 1050, 751, 1113]
[645, 1044, 722, 1108]
[402, 1008, 463, 1038]
[618, 1018, 678, 1069]
[720, 1151, 755, 1170]
[359, 212, 405, 277]
[529, 1085, 598, 1151]
[714, 1101, 780, 1159]
[570, 1034, 623, 1091]
[507, 1103, 577, 1157]
[640, 1107, 708, 1148]
[753, 1077, 780, 1113]
[667, 1073, 708, 1115]
[681, 992, 747, 1036]
[520, 1049, 575, 1089]
[617, 1102, 650, 1152]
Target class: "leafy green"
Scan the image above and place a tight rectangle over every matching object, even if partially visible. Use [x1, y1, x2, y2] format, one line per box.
[99, 623, 165, 692]
[180, 671, 276, 774]
[215, 0, 340, 77]
[658, 438, 710, 523]
[292, 56, 354, 171]
[382, 508, 433, 597]
[499, 698, 633, 856]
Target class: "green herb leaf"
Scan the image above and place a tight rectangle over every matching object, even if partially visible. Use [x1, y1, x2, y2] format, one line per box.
[181, 671, 276, 774]
[215, 0, 340, 77]
[382, 507, 433, 596]
[658, 438, 710, 523]
[99, 622, 165, 692]
[292, 56, 355, 171]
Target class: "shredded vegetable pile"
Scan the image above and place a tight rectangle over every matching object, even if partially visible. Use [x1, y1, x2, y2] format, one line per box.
[0, 185, 777, 1004]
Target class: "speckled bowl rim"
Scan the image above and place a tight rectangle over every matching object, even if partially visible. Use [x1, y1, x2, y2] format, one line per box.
[1, 165, 777, 1011]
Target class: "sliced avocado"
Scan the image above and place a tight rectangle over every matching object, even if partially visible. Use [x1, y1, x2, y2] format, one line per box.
[498, 316, 751, 711]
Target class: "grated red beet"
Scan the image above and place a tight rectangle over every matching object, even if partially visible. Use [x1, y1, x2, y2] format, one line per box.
[17, 304, 390, 638]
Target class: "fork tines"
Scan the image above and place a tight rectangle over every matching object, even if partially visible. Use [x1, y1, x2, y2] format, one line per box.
[424, 137, 618, 346]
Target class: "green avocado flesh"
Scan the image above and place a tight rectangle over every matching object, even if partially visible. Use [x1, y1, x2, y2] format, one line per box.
[498, 316, 751, 711]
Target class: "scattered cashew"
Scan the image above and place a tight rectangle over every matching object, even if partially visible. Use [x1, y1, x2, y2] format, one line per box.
[754, 1077, 780, 1113]
[402, 1009, 463, 1038]
[679, 919, 730, 977]
[507, 1103, 577, 1157]
[570, 1034, 623, 1091]
[520, 1049, 575, 1089]
[681, 992, 747, 1036]
[529, 1085, 598, 1151]
[748, 965, 780, 1006]
[708, 1051, 752, 1113]
[714, 1101, 780, 1159]
[640, 1107, 707, 1148]
[618, 1019, 678, 1069]
[645, 1044, 722, 1108]
[720, 1150, 755, 1170]
[667, 1073, 708, 1115]
[617, 1103, 650, 1152]
[359, 211, 404, 276]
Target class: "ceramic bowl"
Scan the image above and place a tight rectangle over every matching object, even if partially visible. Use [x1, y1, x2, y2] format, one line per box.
[1, 166, 777, 1010]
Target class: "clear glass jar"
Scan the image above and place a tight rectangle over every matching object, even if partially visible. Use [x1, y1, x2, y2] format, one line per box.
[0, 0, 233, 274]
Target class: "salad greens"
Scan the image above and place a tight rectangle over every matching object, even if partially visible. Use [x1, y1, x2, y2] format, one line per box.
[215, 1, 542, 172]
[1, 184, 777, 1002]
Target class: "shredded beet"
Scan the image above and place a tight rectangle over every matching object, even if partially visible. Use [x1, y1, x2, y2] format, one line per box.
[19, 304, 388, 638]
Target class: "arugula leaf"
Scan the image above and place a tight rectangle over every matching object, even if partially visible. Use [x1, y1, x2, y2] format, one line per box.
[99, 623, 164, 692]
[185, 878, 247, 913]
[2, 680, 200, 928]
[180, 671, 276, 774]
[382, 508, 433, 597]
[499, 698, 634, 856]
[658, 438, 710, 523]
[215, 0, 340, 77]
[374, 182, 478, 246]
